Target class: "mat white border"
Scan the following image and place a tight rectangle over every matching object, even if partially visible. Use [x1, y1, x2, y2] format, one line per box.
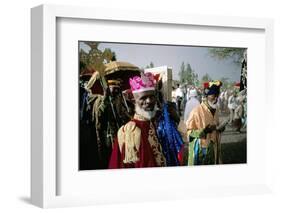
[31, 4, 274, 208]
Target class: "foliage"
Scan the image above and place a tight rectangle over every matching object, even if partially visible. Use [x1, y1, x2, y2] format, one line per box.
[145, 62, 155, 69]
[208, 48, 247, 90]
[201, 73, 212, 84]
[179, 62, 185, 83]
[208, 48, 245, 65]
[178, 62, 199, 86]
[219, 77, 229, 90]
[219, 77, 236, 90]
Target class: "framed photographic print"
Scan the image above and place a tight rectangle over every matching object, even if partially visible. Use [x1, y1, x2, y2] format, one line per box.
[31, 4, 274, 208]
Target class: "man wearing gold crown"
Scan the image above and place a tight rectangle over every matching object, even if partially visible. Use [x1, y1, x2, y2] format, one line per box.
[186, 80, 226, 165]
[108, 72, 167, 168]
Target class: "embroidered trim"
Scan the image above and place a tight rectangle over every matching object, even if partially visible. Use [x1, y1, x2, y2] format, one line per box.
[147, 122, 166, 166]
[117, 121, 141, 164]
[133, 113, 150, 121]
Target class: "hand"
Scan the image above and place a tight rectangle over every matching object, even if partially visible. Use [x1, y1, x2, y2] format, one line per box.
[217, 125, 225, 132]
[198, 129, 206, 138]
[204, 124, 216, 134]
[217, 121, 228, 132]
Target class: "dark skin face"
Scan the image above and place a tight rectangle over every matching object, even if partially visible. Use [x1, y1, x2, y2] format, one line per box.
[207, 94, 219, 104]
[106, 86, 122, 110]
[133, 90, 156, 111]
[109, 86, 121, 97]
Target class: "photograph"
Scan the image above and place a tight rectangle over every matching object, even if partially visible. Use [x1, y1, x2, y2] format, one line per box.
[78, 41, 247, 170]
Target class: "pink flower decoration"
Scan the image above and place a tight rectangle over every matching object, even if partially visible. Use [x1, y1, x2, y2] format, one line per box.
[129, 72, 155, 93]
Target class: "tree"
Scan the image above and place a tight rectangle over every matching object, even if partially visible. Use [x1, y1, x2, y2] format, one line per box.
[219, 77, 230, 90]
[193, 73, 200, 87]
[111, 52, 117, 61]
[201, 73, 212, 83]
[178, 62, 199, 86]
[208, 48, 245, 65]
[208, 48, 247, 91]
[145, 62, 155, 69]
[185, 63, 193, 85]
[79, 49, 88, 70]
[178, 62, 185, 83]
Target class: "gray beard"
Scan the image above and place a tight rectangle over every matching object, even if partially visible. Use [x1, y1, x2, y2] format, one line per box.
[208, 100, 217, 109]
[135, 105, 157, 120]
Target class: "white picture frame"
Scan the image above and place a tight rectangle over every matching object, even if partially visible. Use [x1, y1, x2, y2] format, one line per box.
[31, 4, 274, 208]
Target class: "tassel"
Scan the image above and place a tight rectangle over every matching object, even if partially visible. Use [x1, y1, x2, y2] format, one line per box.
[118, 122, 141, 164]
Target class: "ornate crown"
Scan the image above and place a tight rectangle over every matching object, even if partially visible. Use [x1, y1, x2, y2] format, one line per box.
[129, 72, 156, 93]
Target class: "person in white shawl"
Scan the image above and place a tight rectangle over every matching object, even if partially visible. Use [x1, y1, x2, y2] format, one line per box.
[184, 89, 200, 124]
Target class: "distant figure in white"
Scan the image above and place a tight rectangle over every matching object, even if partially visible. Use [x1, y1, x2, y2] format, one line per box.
[228, 91, 238, 124]
[218, 90, 225, 112]
[172, 86, 177, 103]
[184, 89, 200, 124]
[175, 84, 184, 116]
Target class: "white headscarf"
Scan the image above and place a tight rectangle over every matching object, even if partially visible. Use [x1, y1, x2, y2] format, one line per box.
[184, 89, 200, 123]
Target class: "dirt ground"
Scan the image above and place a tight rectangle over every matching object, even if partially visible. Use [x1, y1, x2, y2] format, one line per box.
[220, 113, 247, 164]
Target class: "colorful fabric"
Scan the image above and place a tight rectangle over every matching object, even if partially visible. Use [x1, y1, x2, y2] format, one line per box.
[186, 102, 222, 165]
[203, 80, 222, 96]
[188, 137, 216, 165]
[156, 103, 184, 166]
[92, 94, 131, 169]
[129, 72, 156, 93]
[109, 114, 166, 168]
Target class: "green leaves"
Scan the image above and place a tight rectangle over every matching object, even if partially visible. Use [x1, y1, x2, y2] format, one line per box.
[178, 62, 199, 86]
[208, 48, 245, 65]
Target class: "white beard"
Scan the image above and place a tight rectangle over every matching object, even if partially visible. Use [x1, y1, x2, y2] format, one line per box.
[208, 100, 218, 109]
[135, 105, 157, 120]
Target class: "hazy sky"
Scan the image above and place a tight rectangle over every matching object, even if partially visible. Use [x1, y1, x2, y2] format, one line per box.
[80, 42, 243, 82]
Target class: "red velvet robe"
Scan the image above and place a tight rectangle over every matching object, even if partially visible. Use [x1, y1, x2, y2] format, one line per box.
[108, 115, 166, 169]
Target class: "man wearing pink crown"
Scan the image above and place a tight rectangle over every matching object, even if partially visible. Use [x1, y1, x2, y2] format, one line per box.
[108, 72, 167, 168]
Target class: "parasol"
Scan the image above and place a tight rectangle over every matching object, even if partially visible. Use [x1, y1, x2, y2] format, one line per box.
[104, 61, 140, 90]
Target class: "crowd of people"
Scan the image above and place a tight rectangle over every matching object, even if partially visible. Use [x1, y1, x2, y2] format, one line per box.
[80, 70, 247, 170]
[172, 83, 247, 133]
